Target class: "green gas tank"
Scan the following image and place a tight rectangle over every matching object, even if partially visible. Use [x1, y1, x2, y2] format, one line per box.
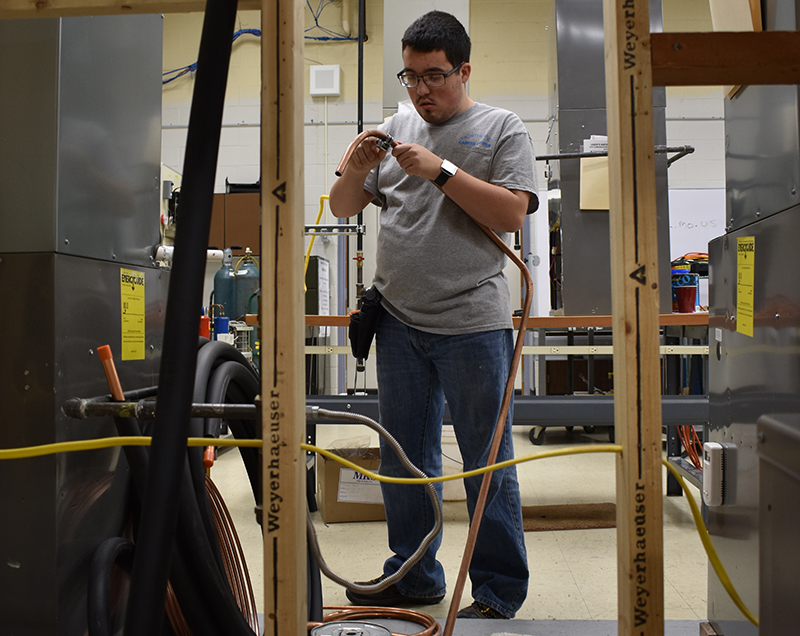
[213, 248, 236, 319]
[233, 247, 260, 320]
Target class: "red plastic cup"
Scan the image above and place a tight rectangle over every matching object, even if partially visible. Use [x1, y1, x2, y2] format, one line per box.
[675, 285, 697, 313]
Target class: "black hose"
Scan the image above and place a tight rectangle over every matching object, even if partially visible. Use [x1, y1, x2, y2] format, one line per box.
[205, 359, 260, 437]
[307, 542, 323, 623]
[124, 0, 239, 631]
[355, 0, 365, 266]
[114, 414, 253, 636]
[171, 461, 255, 636]
[112, 417, 149, 497]
[194, 340, 259, 437]
[187, 341, 260, 572]
[88, 537, 135, 636]
[211, 380, 261, 500]
[195, 350, 324, 626]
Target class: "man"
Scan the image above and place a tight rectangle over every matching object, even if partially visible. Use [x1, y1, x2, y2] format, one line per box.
[329, 10, 538, 619]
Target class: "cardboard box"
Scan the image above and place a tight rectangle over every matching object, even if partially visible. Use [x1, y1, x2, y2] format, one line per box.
[317, 447, 385, 524]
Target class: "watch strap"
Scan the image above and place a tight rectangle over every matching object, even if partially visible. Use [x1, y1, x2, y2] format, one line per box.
[433, 159, 457, 187]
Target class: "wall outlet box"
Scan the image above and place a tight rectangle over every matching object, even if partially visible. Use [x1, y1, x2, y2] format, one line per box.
[310, 64, 340, 97]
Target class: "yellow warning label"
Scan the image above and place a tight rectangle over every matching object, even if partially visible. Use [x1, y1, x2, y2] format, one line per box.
[736, 237, 755, 338]
[120, 268, 146, 360]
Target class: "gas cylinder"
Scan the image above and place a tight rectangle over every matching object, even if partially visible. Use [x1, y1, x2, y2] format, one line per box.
[234, 247, 260, 320]
[213, 248, 236, 319]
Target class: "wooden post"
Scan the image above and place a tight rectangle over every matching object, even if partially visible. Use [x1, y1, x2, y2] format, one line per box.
[261, 0, 307, 633]
[602, 1, 665, 634]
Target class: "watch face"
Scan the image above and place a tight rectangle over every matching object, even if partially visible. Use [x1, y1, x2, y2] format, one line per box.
[434, 160, 457, 186]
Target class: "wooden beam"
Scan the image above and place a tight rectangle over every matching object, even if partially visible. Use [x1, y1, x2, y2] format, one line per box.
[603, 1, 665, 634]
[261, 0, 307, 633]
[652, 31, 800, 87]
[0, 0, 260, 19]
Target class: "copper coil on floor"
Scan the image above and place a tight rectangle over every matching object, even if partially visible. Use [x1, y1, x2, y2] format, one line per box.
[310, 606, 441, 636]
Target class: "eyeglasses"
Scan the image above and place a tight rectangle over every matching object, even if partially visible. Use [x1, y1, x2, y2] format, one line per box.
[397, 63, 463, 88]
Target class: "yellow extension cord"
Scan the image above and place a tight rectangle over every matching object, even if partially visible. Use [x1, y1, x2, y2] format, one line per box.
[0, 435, 757, 627]
[303, 195, 329, 292]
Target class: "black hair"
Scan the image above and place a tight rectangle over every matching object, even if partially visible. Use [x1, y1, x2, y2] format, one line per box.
[401, 11, 471, 67]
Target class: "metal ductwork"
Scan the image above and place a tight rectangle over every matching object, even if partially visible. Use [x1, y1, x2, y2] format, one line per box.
[0, 15, 165, 634]
[546, 0, 672, 315]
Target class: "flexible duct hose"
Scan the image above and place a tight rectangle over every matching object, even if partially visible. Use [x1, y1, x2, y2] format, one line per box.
[205, 361, 261, 492]
[187, 342, 260, 574]
[306, 407, 443, 594]
[124, 0, 240, 631]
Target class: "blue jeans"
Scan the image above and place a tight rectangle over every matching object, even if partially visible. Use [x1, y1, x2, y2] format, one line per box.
[375, 311, 529, 617]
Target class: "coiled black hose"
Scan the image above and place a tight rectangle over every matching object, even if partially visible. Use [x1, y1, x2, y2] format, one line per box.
[194, 340, 259, 439]
[205, 360, 261, 493]
[123, 0, 240, 630]
[187, 343, 262, 575]
[88, 343, 324, 633]
[88, 537, 135, 636]
[103, 390, 254, 635]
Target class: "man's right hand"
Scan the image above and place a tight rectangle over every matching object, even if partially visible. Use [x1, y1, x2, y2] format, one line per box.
[344, 137, 387, 176]
[330, 135, 387, 218]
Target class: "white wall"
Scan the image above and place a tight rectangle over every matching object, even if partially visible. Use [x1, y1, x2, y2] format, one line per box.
[162, 0, 727, 393]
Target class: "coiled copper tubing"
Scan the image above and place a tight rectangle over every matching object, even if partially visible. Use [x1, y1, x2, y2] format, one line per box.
[310, 605, 441, 636]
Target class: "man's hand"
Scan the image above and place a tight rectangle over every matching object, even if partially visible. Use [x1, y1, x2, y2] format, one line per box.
[345, 137, 387, 176]
[330, 136, 387, 218]
[391, 142, 441, 181]
[391, 141, 530, 232]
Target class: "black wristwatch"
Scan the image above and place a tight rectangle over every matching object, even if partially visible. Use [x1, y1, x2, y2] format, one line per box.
[433, 159, 458, 187]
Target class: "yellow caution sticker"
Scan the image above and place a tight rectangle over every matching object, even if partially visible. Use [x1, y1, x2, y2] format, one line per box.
[120, 268, 146, 360]
[736, 237, 755, 337]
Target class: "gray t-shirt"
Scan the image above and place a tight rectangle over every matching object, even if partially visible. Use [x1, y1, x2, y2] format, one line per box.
[364, 101, 538, 335]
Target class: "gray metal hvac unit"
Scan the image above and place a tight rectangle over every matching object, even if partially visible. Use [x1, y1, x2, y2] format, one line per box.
[706, 1, 800, 635]
[0, 15, 165, 634]
[546, 0, 672, 315]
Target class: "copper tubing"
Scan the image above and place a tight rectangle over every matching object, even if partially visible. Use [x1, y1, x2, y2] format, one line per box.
[334, 129, 397, 177]
[311, 606, 441, 636]
[97, 345, 125, 402]
[336, 136, 534, 635]
[442, 224, 532, 636]
[206, 476, 261, 635]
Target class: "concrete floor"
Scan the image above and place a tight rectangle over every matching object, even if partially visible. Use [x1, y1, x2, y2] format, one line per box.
[211, 425, 709, 634]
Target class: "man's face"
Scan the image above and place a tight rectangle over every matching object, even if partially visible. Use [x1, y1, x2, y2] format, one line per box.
[401, 47, 471, 125]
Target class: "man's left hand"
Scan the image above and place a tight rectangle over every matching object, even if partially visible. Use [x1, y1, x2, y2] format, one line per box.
[392, 142, 441, 181]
